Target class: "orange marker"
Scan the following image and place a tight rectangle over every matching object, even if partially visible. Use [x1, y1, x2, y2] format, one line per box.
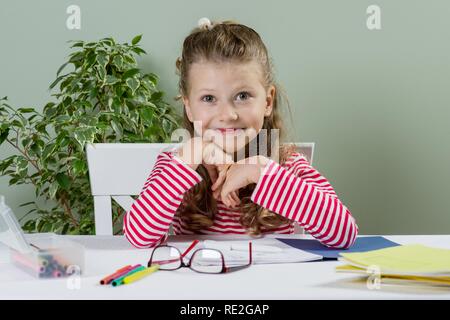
[100, 265, 133, 285]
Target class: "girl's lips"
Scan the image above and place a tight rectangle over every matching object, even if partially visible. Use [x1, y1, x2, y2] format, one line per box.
[215, 128, 244, 135]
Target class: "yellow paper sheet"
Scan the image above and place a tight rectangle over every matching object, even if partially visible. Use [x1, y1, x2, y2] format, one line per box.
[339, 244, 450, 275]
[336, 264, 450, 286]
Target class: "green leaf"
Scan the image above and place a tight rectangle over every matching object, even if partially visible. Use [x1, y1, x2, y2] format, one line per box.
[162, 118, 171, 134]
[55, 173, 70, 190]
[100, 37, 115, 46]
[43, 102, 56, 113]
[96, 52, 109, 68]
[110, 120, 123, 138]
[29, 143, 42, 157]
[22, 220, 36, 232]
[21, 137, 31, 149]
[19, 201, 35, 208]
[49, 182, 59, 199]
[17, 107, 35, 113]
[55, 115, 71, 123]
[151, 91, 163, 101]
[9, 177, 19, 186]
[69, 40, 84, 48]
[73, 126, 97, 149]
[42, 143, 57, 160]
[122, 68, 140, 79]
[144, 73, 158, 86]
[105, 75, 120, 85]
[49, 75, 66, 90]
[72, 159, 86, 175]
[69, 51, 84, 63]
[112, 55, 124, 70]
[131, 34, 142, 45]
[56, 62, 70, 76]
[85, 51, 97, 68]
[123, 54, 137, 66]
[61, 223, 70, 234]
[140, 108, 154, 124]
[126, 77, 139, 94]
[96, 66, 106, 80]
[0, 128, 9, 145]
[131, 47, 146, 55]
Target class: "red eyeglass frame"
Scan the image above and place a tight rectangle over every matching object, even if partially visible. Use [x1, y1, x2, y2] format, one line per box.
[148, 240, 253, 273]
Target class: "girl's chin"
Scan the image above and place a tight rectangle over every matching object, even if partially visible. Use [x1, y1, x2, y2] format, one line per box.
[213, 136, 248, 153]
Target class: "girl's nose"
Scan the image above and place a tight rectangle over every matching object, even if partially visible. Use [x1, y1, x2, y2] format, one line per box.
[218, 103, 238, 121]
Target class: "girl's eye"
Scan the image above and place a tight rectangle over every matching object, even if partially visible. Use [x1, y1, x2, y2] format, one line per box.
[236, 91, 250, 101]
[201, 95, 215, 103]
[201, 92, 251, 103]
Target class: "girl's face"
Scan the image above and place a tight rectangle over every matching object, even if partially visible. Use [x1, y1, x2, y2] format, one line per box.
[183, 60, 275, 154]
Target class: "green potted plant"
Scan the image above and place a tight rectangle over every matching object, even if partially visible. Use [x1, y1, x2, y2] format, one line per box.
[0, 35, 180, 235]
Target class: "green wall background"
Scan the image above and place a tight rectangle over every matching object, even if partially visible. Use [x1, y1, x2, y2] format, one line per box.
[1, 0, 449, 234]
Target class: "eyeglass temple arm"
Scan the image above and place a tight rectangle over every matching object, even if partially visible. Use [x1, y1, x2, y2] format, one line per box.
[151, 240, 200, 266]
[181, 239, 200, 258]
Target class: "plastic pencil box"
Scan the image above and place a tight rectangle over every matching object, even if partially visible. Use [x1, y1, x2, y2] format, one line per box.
[0, 195, 85, 279]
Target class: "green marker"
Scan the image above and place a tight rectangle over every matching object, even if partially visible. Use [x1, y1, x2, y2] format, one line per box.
[111, 266, 146, 287]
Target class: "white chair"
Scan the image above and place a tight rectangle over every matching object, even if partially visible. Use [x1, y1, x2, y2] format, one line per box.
[85, 142, 315, 235]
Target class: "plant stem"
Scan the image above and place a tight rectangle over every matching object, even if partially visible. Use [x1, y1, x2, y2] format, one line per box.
[60, 192, 79, 227]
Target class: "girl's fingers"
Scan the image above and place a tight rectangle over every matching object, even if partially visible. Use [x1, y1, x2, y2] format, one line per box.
[226, 194, 235, 208]
[213, 189, 221, 201]
[204, 164, 218, 185]
[231, 191, 240, 205]
[212, 168, 227, 191]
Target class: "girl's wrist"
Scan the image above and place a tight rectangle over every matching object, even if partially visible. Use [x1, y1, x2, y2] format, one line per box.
[250, 155, 270, 184]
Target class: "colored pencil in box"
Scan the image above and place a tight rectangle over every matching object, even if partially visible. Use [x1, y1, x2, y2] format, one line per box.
[99, 264, 134, 285]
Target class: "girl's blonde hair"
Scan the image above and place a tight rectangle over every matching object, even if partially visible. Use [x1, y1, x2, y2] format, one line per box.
[174, 19, 298, 236]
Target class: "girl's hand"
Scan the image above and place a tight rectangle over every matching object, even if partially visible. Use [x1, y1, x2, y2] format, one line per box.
[202, 143, 238, 205]
[215, 156, 270, 208]
[176, 137, 234, 170]
[177, 136, 238, 205]
[206, 164, 240, 206]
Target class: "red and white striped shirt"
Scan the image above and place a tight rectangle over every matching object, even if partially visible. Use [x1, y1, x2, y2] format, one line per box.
[123, 151, 358, 249]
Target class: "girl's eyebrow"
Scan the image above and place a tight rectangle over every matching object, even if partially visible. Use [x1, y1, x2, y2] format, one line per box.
[198, 85, 255, 93]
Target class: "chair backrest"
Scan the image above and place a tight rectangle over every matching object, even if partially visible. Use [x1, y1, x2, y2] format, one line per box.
[85, 142, 315, 235]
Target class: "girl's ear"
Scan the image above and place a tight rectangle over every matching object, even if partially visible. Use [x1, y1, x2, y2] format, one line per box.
[264, 85, 276, 117]
[183, 96, 194, 122]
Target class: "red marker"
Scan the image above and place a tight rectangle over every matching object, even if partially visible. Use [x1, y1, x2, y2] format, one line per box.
[100, 265, 134, 285]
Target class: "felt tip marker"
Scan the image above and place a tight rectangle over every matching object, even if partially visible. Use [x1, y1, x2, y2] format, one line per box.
[100, 264, 134, 285]
[111, 266, 146, 287]
[123, 264, 160, 285]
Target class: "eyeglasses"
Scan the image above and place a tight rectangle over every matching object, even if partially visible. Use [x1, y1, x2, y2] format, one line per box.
[147, 240, 252, 274]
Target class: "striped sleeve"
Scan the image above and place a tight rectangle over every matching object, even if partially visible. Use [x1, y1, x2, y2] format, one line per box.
[250, 155, 358, 249]
[123, 151, 203, 248]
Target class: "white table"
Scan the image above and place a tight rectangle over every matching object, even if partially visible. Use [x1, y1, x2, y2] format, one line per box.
[0, 234, 449, 299]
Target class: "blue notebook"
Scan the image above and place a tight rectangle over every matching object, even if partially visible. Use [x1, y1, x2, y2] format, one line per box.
[276, 236, 400, 260]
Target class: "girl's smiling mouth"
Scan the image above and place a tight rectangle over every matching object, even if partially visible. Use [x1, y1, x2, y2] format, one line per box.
[215, 128, 245, 135]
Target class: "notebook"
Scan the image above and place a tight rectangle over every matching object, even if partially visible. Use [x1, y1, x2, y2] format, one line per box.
[276, 236, 400, 260]
[336, 244, 450, 287]
[339, 244, 450, 275]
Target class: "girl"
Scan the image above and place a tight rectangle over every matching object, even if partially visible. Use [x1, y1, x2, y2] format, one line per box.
[123, 18, 358, 249]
